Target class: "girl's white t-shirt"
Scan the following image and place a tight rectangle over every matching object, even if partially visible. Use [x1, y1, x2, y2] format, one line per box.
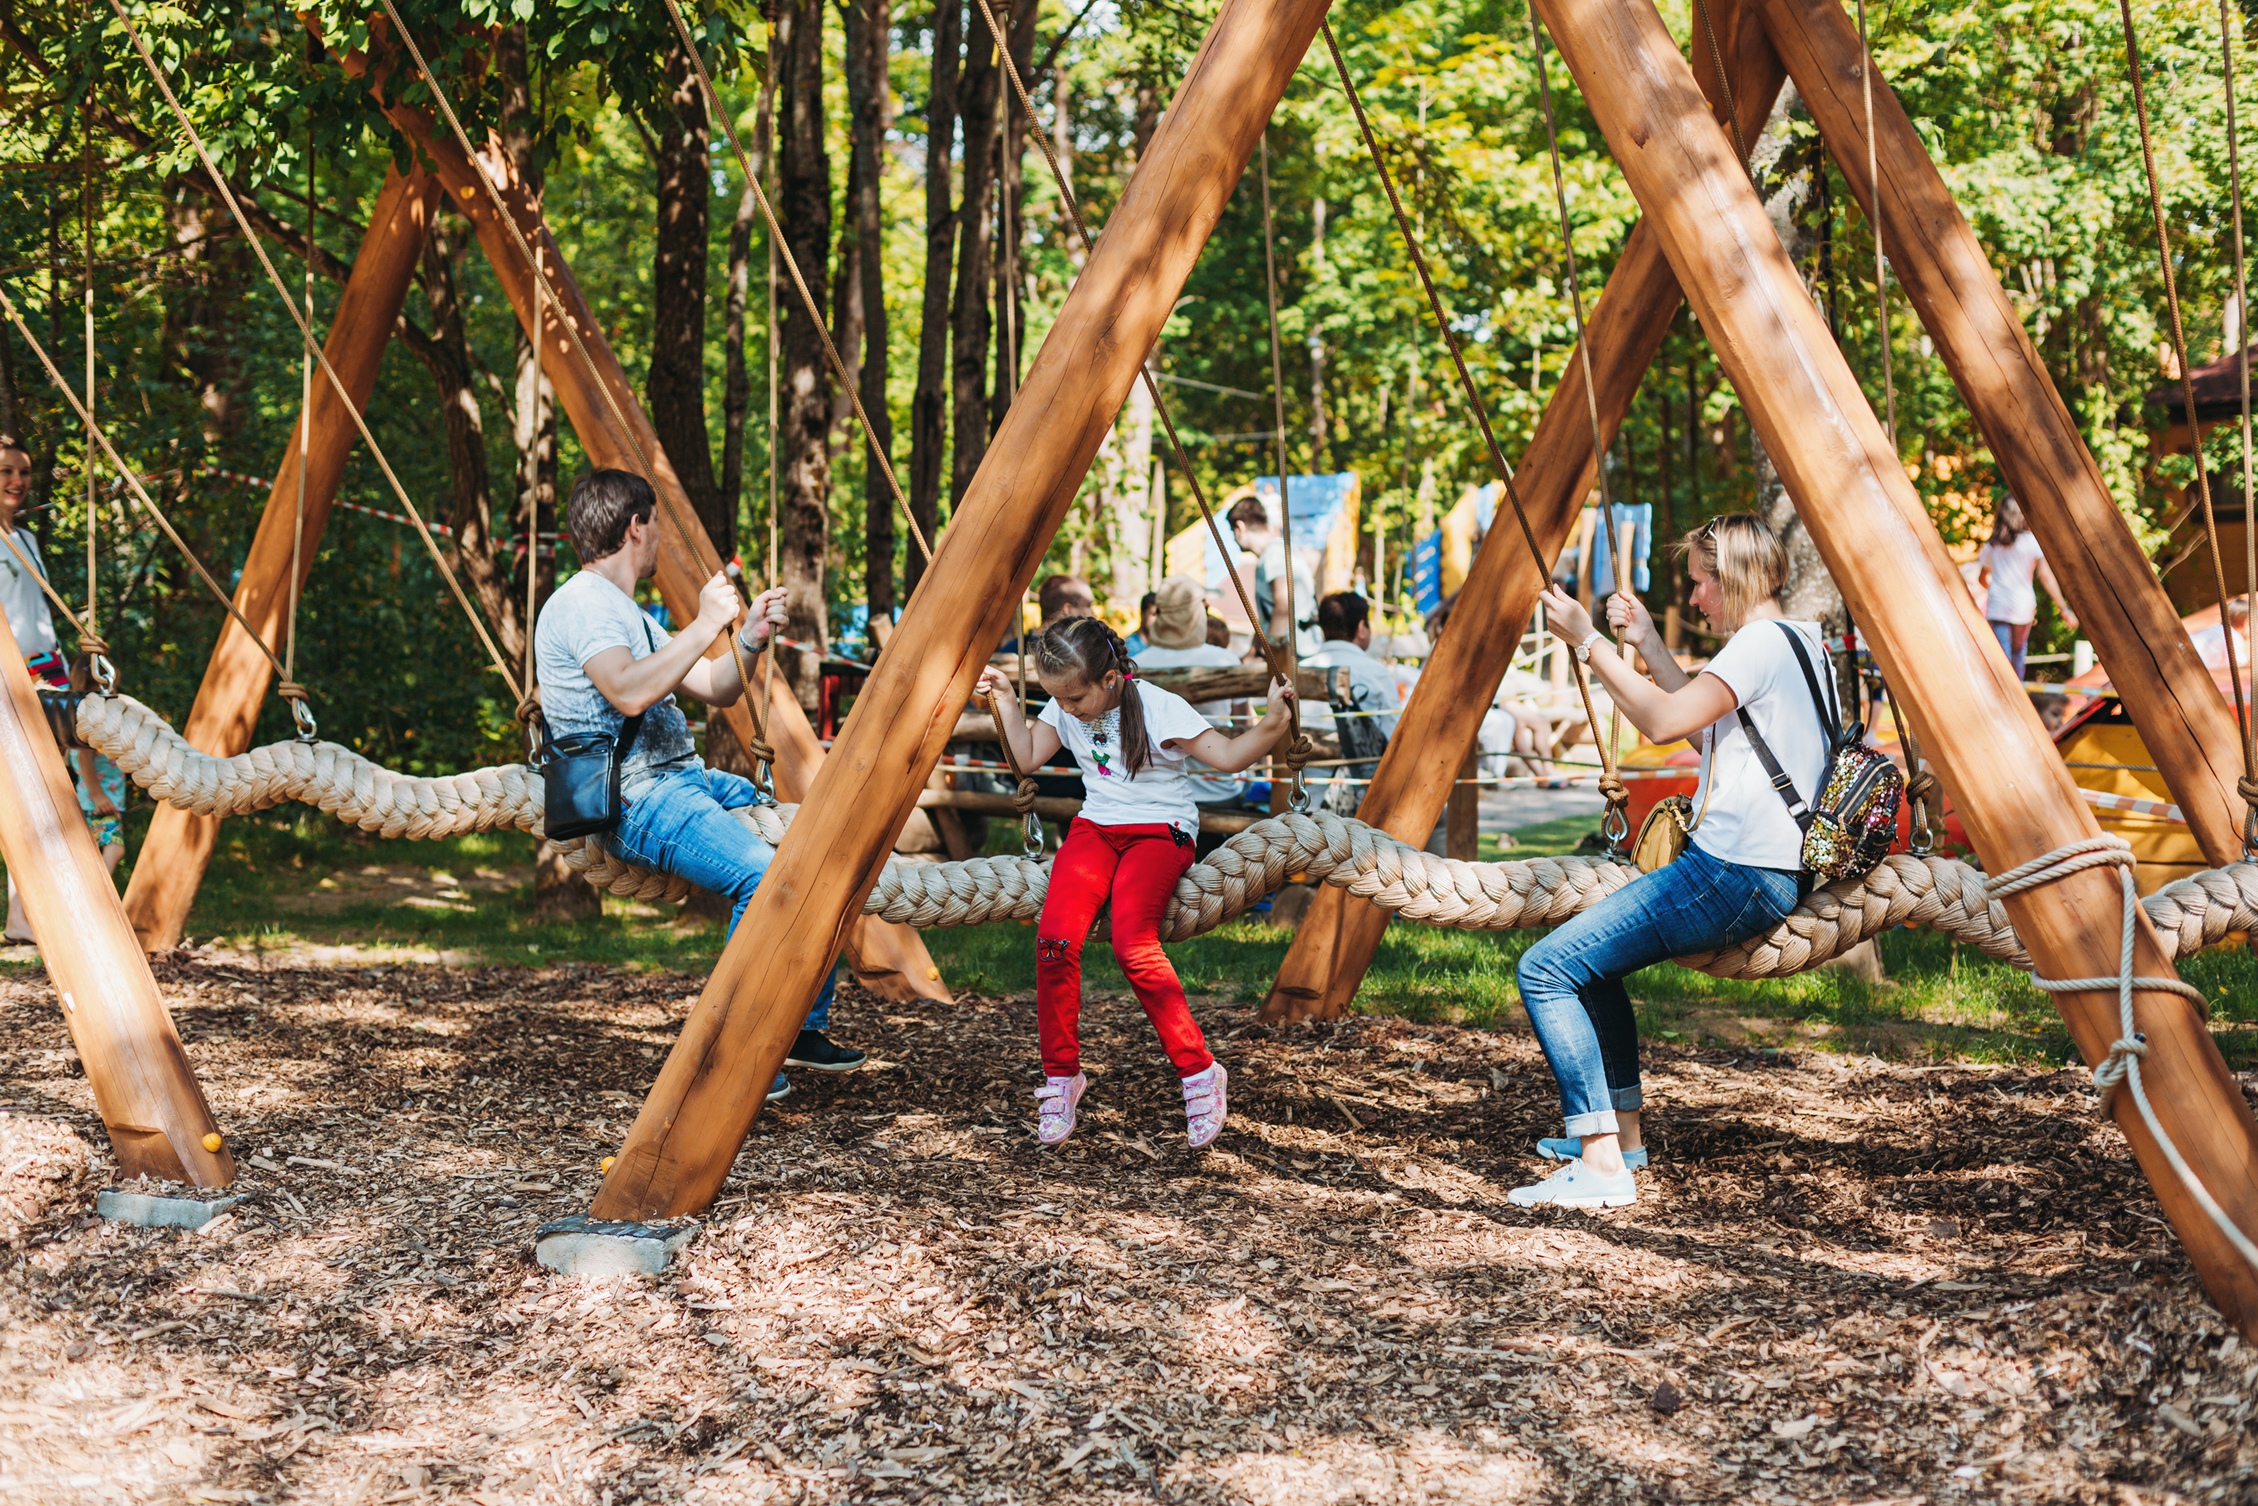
[1978, 531, 2045, 625]
[1038, 680, 1219, 836]
[1689, 618, 1837, 872]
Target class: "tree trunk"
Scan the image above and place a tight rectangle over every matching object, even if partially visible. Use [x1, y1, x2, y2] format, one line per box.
[845, 0, 897, 625]
[399, 210, 524, 669]
[829, 84, 866, 460]
[648, 36, 729, 560]
[721, 180, 758, 535]
[950, 3, 1002, 508]
[775, 0, 835, 710]
[905, 0, 959, 604]
[988, 0, 1040, 432]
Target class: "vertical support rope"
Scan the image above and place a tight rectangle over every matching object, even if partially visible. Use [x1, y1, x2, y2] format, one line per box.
[78, 75, 98, 661]
[2118, 0, 2257, 824]
[280, 120, 316, 739]
[2223, 0, 2258, 855]
[522, 239, 542, 723]
[1258, 132, 1307, 811]
[757, 41, 783, 789]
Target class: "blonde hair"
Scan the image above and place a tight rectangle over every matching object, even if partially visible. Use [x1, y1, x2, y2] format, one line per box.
[1678, 513, 1788, 631]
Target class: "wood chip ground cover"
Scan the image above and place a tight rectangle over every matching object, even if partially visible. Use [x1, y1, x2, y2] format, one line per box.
[0, 956, 2253, 1503]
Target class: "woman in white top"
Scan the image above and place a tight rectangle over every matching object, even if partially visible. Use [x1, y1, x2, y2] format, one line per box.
[1975, 496, 2075, 681]
[1510, 514, 1835, 1209]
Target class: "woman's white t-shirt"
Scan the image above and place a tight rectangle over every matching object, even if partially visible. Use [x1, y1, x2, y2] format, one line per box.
[0, 526, 59, 660]
[1978, 531, 2045, 625]
[1690, 618, 1837, 872]
[1038, 680, 1219, 836]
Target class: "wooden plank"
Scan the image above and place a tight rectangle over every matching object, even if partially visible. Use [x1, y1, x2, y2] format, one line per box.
[1446, 743, 1479, 860]
[0, 615, 231, 1185]
[1537, 0, 2258, 1336]
[342, 59, 948, 1003]
[591, 0, 1336, 1220]
[1261, 0, 1787, 1021]
[1758, 0, 2248, 867]
[120, 166, 440, 951]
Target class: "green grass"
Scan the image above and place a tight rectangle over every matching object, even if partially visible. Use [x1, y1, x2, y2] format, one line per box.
[10, 803, 2258, 1070]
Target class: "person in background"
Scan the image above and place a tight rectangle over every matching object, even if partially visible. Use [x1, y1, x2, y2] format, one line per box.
[1134, 576, 1250, 829]
[0, 438, 125, 945]
[2189, 595, 2251, 676]
[1204, 612, 1233, 651]
[1976, 496, 2075, 681]
[1000, 573, 1095, 655]
[1299, 591, 1402, 741]
[1125, 590, 1160, 657]
[1227, 494, 1317, 656]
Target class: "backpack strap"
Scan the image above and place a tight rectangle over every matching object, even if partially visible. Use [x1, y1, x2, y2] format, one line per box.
[1771, 619, 1841, 744]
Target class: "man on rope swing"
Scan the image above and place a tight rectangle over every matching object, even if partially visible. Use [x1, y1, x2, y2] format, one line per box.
[535, 469, 865, 1101]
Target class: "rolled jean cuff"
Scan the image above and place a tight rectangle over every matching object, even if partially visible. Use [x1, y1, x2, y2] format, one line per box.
[1562, 1108, 1619, 1138]
[1611, 1085, 1644, 1112]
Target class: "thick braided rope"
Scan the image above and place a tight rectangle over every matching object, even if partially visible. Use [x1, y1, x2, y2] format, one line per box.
[1993, 836, 2258, 1276]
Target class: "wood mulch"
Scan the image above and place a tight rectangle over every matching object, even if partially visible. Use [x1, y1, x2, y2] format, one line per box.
[0, 952, 2253, 1504]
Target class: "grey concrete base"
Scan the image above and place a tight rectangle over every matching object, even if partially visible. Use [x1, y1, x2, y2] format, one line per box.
[95, 1187, 244, 1230]
[535, 1215, 698, 1276]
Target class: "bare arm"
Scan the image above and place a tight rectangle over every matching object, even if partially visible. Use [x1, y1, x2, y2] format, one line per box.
[1604, 590, 1691, 691]
[1171, 677, 1299, 773]
[1541, 586, 1736, 745]
[2034, 557, 2078, 631]
[974, 666, 1063, 771]
[678, 585, 790, 706]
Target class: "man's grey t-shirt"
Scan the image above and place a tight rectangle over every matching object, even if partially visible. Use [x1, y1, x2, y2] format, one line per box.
[534, 570, 700, 793]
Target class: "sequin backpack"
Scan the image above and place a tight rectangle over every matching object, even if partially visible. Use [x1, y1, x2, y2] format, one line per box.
[1740, 622, 1904, 888]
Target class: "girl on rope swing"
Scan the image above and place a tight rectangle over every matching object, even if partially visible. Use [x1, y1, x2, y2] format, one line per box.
[1514, 513, 1838, 1208]
[977, 616, 1300, 1149]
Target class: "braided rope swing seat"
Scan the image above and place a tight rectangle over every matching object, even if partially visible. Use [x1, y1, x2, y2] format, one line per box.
[72, 692, 2258, 983]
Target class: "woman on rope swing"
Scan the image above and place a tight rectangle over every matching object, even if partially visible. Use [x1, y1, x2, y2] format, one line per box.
[1514, 514, 1837, 1208]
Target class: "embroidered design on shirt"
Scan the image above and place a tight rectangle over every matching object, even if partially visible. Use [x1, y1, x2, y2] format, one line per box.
[1086, 707, 1121, 778]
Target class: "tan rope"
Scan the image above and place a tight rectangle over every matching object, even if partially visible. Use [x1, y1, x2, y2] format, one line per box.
[107, 0, 520, 702]
[2117, 0, 2257, 819]
[1318, 21, 1620, 834]
[2222, 0, 2258, 856]
[281, 119, 315, 738]
[1256, 131, 1312, 812]
[78, 84, 100, 661]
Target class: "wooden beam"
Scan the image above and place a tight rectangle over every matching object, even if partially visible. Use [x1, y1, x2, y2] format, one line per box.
[1261, 0, 1786, 1021]
[591, 0, 1335, 1221]
[350, 68, 948, 1004]
[1759, 0, 2248, 867]
[1536, 0, 2258, 1335]
[0, 617, 231, 1184]
[120, 165, 440, 951]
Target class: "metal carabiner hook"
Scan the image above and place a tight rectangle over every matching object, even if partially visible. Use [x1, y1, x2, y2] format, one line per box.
[88, 652, 117, 698]
[1287, 765, 1312, 816]
[288, 696, 320, 744]
[1601, 798, 1632, 854]
[1021, 811, 1047, 858]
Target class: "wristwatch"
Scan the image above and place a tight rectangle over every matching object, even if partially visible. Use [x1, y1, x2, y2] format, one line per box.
[1575, 630, 1604, 664]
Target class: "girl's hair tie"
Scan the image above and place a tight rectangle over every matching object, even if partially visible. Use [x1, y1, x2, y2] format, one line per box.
[1121, 663, 1136, 681]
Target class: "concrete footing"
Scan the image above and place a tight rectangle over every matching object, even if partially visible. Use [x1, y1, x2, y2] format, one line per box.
[95, 1187, 244, 1230]
[534, 1215, 698, 1276]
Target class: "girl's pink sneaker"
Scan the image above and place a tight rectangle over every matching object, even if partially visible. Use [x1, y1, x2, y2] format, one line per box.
[1036, 1073, 1087, 1145]
[1182, 1062, 1228, 1148]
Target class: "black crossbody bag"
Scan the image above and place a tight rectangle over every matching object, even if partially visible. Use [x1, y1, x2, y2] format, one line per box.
[537, 612, 658, 841]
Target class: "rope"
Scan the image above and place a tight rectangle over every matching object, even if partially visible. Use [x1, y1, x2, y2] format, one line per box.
[1692, 0, 1748, 164]
[1318, 21, 1622, 843]
[78, 83, 99, 665]
[1986, 836, 2258, 1276]
[2222, 0, 2258, 857]
[107, 0, 521, 703]
[977, 684, 1046, 856]
[1255, 131, 1311, 812]
[283, 116, 316, 742]
[2117, 0, 2258, 828]
[656, 0, 930, 566]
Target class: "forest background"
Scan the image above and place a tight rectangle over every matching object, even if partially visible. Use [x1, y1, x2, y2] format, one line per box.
[0, 0, 2244, 778]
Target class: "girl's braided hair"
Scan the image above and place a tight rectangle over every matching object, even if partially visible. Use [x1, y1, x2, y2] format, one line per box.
[1034, 614, 1153, 776]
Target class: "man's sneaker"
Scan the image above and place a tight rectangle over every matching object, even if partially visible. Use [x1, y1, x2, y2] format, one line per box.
[766, 1074, 792, 1104]
[1539, 1136, 1648, 1169]
[1036, 1073, 1086, 1145]
[1182, 1062, 1228, 1149]
[786, 1030, 867, 1072]
[1506, 1159, 1637, 1209]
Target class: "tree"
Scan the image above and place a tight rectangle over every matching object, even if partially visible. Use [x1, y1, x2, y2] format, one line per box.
[647, 33, 730, 561]
[774, 0, 835, 709]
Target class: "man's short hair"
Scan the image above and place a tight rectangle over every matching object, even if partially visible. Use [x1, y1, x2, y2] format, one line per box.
[1037, 573, 1094, 622]
[1317, 591, 1368, 641]
[1204, 613, 1231, 648]
[1140, 591, 1158, 612]
[567, 469, 657, 562]
[1226, 495, 1270, 532]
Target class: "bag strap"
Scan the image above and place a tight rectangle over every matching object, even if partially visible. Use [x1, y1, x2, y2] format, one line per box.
[1772, 619, 1842, 744]
[616, 711, 646, 761]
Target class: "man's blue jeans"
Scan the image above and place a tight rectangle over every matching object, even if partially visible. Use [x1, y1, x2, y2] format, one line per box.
[610, 766, 835, 1030]
[1515, 842, 1799, 1137]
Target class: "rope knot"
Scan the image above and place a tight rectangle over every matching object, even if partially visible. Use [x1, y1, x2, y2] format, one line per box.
[1011, 776, 1041, 819]
[1906, 767, 1938, 801]
[1598, 771, 1630, 807]
[2092, 1033, 2150, 1112]
[76, 630, 110, 659]
[514, 693, 542, 728]
[275, 679, 310, 705]
[2238, 774, 2258, 807]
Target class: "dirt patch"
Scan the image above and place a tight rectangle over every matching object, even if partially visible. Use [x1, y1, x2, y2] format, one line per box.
[0, 957, 2251, 1503]
[265, 863, 524, 917]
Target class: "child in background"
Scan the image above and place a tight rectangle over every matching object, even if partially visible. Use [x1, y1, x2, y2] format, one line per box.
[977, 616, 1300, 1149]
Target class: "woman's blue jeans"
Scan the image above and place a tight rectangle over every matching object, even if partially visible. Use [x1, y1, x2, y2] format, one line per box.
[610, 766, 836, 1030]
[1515, 842, 1799, 1137]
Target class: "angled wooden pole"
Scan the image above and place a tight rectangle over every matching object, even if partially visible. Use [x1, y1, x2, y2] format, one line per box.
[1759, 0, 2248, 866]
[0, 617, 231, 1184]
[591, 0, 1336, 1220]
[1263, 0, 1785, 1021]
[121, 165, 439, 951]
[344, 56, 948, 1003]
[1537, 0, 2258, 1335]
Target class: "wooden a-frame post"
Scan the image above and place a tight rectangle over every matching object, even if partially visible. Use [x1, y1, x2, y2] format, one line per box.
[590, 0, 1337, 1221]
[1536, 0, 2258, 1334]
[0, 614, 232, 1185]
[355, 81, 949, 1004]
[121, 165, 440, 951]
[1758, 0, 2250, 865]
[1263, 0, 1785, 1021]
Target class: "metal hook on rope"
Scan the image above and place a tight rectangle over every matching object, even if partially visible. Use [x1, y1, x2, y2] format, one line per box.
[276, 680, 318, 743]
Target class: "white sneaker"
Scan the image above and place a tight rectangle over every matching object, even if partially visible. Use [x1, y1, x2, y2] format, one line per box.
[1506, 1158, 1638, 1208]
[1182, 1062, 1228, 1149]
[1036, 1073, 1086, 1145]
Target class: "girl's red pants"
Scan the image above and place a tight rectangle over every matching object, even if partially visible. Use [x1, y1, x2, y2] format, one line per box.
[1035, 818, 1212, 1079]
